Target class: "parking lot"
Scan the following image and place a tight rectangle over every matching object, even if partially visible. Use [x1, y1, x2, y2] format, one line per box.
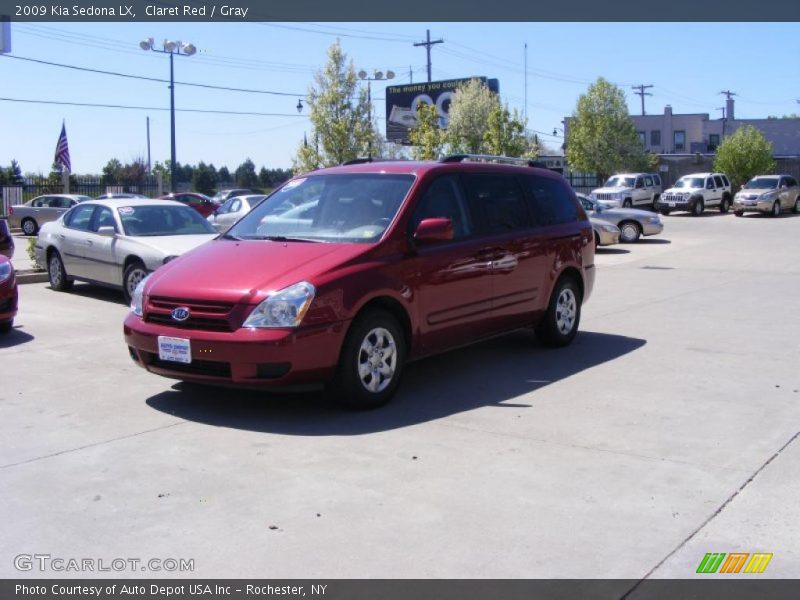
[1, 211, 799, 579]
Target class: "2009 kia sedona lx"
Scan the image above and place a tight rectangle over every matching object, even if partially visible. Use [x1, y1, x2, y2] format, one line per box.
[124, 157, 595, 408]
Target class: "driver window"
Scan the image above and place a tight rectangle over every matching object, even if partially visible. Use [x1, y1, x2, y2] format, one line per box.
[706, 179, 715, 189]
[90, 207, 117, 233]
[410, 175, 472, 240]
[635, 177, 644, 189]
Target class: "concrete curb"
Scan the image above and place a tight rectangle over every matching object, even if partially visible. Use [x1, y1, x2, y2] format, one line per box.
[16, 270, 49, 285]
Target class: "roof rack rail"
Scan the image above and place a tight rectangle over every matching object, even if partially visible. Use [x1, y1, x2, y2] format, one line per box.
[439, 154, 546, 168]
[341, 157, 407, 166]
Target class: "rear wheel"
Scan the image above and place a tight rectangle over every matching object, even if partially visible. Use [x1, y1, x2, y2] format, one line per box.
[329, 309, 406, 409]
[734, 210, 744, 217]
[123, 261, 148, 304]
[594, 232, 600, 249]
[619, 221, 641, 243]
[47, 250, 73, 292]
[22, 218, 38, 236]
[792, 198, 800, 214]
[535, 277, 582, 348]
[0, 320, 12, 334]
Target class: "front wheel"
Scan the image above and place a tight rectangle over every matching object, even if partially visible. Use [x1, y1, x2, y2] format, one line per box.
[329, 310, 406, 409]
[48, 251, 73, 292]
[123, 261, 148, 304]
[660, 210, 671, 216]
[771, 201, 781, 217]
[692, 198, 704, 216]
[623, 199, 632, 208]
[792, 198, 800, 214]
[719, 196, 731, 213]
[535, 277, 581, 348]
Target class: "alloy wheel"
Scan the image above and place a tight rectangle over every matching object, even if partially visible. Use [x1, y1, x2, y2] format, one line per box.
[357, 327, 397, 394]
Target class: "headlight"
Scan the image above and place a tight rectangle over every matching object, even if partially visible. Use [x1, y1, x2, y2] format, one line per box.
[760, 192, 775, 200]
[130, 274, 151, 316]
[683, 192, 692, 199]
[243, 281, 316, 329]
[649, 216, 661, 224]
[0, 261, 11, 284]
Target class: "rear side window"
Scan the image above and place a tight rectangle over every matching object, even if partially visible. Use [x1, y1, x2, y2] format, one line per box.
[721, 174, 730, 187]
[521, 175, 578, 226]
[786, 177, 798, 187]
[462, 174, 531, 234]
[644, 176, 654, 186]
[713, 176, 724, 188]
[652, 174, 661, 186]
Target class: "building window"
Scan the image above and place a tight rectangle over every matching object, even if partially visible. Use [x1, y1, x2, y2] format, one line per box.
[674, 130, 686, 152]
[638, 131, 646, 147]
[650, 130, 661, 146]
[708, 134, 720, 152]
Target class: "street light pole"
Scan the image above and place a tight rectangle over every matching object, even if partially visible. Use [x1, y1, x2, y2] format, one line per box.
[140, 37, 196, 192]
[357, 68, 395, 160]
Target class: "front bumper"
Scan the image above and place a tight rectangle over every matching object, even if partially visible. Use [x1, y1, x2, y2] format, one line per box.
[596, 228, 620, 246]
[642, 221, 664, 236]
[0, 281, 18, 323]
[123, 314, 349, 387]
[656, 197, 694, 211]
[733, 199, 772, 213]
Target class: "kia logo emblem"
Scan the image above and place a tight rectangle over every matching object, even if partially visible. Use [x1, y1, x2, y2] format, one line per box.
[171, 307, 191, 322]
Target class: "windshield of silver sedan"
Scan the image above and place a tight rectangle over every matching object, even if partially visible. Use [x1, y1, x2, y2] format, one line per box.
[117, 205, 217, 236]
[228, 174, 415, 243]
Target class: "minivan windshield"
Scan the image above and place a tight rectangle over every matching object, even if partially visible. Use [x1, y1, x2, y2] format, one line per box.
[604, 176, 635, 188]
[674, 177, 705, 189]
[743, 177, 778, 190]
[228, 174, 415, 243]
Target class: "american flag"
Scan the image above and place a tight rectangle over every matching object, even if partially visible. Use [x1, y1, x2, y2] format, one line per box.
[54, 121, 71, 172]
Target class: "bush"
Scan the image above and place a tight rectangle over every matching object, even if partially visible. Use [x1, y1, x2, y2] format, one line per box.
[27, 237, 44, 271]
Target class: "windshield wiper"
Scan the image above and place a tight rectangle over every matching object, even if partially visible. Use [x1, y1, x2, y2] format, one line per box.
[238, 234, 319, 243]
[220, 232, 241, 240]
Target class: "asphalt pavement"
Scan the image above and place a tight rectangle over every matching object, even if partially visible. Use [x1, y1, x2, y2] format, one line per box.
[1, 211, 798, 580]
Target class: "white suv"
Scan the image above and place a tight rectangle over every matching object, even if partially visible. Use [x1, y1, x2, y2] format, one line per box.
[658, 172, 732, 216]
[590, 173, 662, 209]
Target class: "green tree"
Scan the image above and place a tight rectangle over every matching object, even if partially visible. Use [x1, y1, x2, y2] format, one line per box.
[235, 158, 259, 188]
[192, 162, 218, 195]
[566, 77, 649, 182]
[292, 41, 373, 174]
[445, 78, 499, 154]
[713, 125, 775, 189]
[6, 160, 24, 185]
[408, 103, 445, 160]
[258, 167, 272, 188]
[483, 104, 529, 157]
[151, 161, 171, 189]
[217, 166, 231, 184]
[101, 158, 123, 185]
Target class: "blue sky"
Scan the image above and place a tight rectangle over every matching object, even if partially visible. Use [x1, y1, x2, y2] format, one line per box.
[1, 21, 798, 174]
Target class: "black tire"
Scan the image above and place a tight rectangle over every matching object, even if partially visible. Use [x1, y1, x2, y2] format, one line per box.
[734, 210, 744, 217]
[792, 198, 800, 214]
[719, 196, 731, 213]
[329, 309, 406, 409]
[692, 198, 704, 216]
[0, 320, 12, 334]
[623, 199, 632, 208]
[771, 201, 780, 218]
[47, 250, 73, 291]
[594, 232, 600, 250]
[123, 261, 148, 305]
[535, 276, 582, 348]
[660, 210, 671, 216]
[22, 218, 38, 236]
[618, 221, 641, 243]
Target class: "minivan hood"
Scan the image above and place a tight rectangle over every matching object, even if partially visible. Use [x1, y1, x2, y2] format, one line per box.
[145, 239, 371, 304]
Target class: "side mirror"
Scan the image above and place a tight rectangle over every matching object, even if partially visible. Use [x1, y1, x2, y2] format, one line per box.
[413, 218, 454, 244]
[97, 226, 116, 237]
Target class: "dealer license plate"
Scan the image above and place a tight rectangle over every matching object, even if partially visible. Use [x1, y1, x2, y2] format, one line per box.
[158, 336, 191, 364]
[668, 201, 676, 207]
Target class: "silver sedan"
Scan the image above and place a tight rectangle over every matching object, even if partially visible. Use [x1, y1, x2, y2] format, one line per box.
[207, 194, 266, 233]
[34, 199, 217, 302]
[590, 218, 620, 248]
[577, 194, 664, 243]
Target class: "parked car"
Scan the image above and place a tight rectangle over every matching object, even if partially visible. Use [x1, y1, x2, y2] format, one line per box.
[124, 158, 595, 409]
[590, 173, 662, 209]
[577, 193, 664, 243]
[590, 218, 620, 248]
[96, 193, 149, 200]
[657, 172, 732, 216]
[207, 194, 267, 233]
[0, 218, 14, 259]
[35, 199, 218, 303]
[9, 194, 92, 236]
[160, 192, 220, 218]
[0, 255, 17, 334]
[211, 189, 254, 204]
[733, 174, 800, 217]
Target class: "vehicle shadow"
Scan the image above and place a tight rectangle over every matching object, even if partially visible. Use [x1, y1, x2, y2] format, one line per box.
[738, 212, 800, 219]
[665, 211, 731, 218]
[68, 283, 127, 305]
[0, 325, 34, 348]
[636, 238, 671, 245]
[596, 248, 629, 254]
[146, 330, 646, 436]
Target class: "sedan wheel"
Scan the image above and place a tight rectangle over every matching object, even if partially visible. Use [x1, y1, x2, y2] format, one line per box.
[48, 251, 72, 292]
[792, 198, 800, 214]
[771, 201, 781, 217]
[619, 221, 641, 243]
[123, 262, 148, 304]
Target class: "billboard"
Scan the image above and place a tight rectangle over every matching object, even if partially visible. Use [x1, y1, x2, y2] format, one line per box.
[385, 76, 500, 144]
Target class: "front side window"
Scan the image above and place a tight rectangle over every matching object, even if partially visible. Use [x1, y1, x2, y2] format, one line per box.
[231, 174, 415, 244]
[410, 175, 472, 240]
[65, 204, 96, 231]
[91, 207, 118, 232]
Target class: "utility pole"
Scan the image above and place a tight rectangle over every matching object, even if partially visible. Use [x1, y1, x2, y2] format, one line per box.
[719, 90, 737, 100]
[146, 116, 151, 173]
[524, 42, 528, 122]
[631, 84, 653, 116]
[409, 65, 413, 84]
[717, 107, 727, 137]
[413, 29, 443, 83]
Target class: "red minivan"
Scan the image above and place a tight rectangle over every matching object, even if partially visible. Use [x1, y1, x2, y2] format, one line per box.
[124, 158, 595, 408]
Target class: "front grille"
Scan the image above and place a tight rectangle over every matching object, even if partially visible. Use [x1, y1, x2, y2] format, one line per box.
[146, 296, 237, 332]
[595, 193, 617, 201]
[145, 352, 232, 378]
[662, 193, 686, 203]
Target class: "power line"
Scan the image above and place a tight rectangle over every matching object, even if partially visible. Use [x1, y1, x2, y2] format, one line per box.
[0, 96, 307, 117]
[631, 84, 653, 115]
[1, 54, 306, 97]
